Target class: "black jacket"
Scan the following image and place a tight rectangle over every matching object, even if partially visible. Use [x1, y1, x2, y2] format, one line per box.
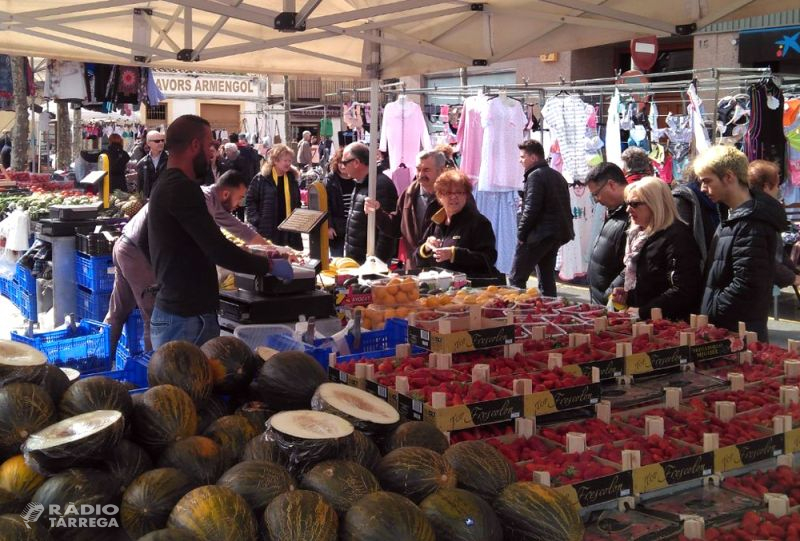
[625, 221, 703, 321]
[518, 161, 574, 245]
[218, 154, 254, 182]
[345, 172, 398, 264]
[323, 172, 347, 241]
[702, 191, 786, 341]
[588, 204, 629, 305]
[245, 169, 303, 250]
[105, 143, 130, 192]
[136, 152, 168, 198]
[414, 204, 500, 278]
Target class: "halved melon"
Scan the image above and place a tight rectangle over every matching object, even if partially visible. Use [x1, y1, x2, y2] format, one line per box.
[0, 340, 47, 384]
[265, 410, 354, 474]
[22, 410, 125, 474]
[311, 383, 399, 437]
[60, 367, 80, 382]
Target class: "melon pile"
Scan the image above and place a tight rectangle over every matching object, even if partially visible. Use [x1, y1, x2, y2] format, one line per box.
[0, 338, 584, 541]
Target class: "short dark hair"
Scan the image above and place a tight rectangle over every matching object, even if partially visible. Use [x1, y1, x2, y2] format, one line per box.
[518, 139, 544, 158]
[345, 142, 370, 165]
[229, 132, 238, 143]
[586, 162, 627, 186]
[216, 169, 248, 190]
[165, 115, 210, 154]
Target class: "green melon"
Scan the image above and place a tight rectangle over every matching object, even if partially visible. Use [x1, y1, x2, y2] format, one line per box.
[420, 487, 503, 541]
[147, 341, 214, 405]
[132, 385, 197, 451]
[266, 410, 354, 475]
[137, 529, 202, 541]
[493, 481, 584, 541]
[300, 460, 380, 516]
[0, 486, 23, 514]
[341, 429, 381, 471]
[0, 382, 55, 457]
[196, 396, 231, 434]
[58, 375, 133, 420]
[234, 401, 275, 433]
[0, 455, 46, 502]
[374, 446, 456, 503]
[0, 513, 53, 540]
[202, 415, 258, 469]
[443, 440, 516, 500]
[0, 340, 47, 385]
[23, 410, 125, 474]
[121, 467, 197, 539]
[103, 439, 154, 492]
[157, 436, 225, 485]
[342, 491, 435, 541]
[201, 336, 259, 394]
[263, 489, 338, 541]
[311, 383, 400, 438]
[216, 460, 295, 512]
[36, 364, 72, 404]
[385, 421, 449, 454]
[251, 351, 327, 411]
[168, 485, 258, 541]
[241, 433, 285, 464]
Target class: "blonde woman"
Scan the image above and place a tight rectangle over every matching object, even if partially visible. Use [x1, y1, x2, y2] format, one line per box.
[611, 177, 702, 321]
[245, 143, 302, 249]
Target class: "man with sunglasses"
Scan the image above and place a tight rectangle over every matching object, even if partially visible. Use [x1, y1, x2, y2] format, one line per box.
[136, 130, 168, 199]
[586, 162, 630, 305]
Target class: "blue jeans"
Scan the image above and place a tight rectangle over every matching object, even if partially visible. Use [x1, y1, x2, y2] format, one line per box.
[150, 307, 220, 349]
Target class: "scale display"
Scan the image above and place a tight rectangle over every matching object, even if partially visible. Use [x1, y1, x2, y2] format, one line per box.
[277, 208, 327, 234]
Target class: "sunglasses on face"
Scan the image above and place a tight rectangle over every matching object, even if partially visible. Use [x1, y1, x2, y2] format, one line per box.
[626, 201, 646, 209]
[150, 139, 165, 143]
[341, 158, 356, 165]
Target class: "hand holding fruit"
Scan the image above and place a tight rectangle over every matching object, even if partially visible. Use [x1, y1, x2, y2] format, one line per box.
[611, 287, 627, 306]
[433, 247, 453, 263]
[364, 197, 380, 214]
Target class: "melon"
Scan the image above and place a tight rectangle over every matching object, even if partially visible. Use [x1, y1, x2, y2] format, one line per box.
[234, 401, 275, 433]
[443, 440, 516, 500]
[202, 415, 258, 468]
[341, 429, 382, 471]
[0, 487, 23, 514]
[216, 460, 295, 512]
[58, 375, 133, 420]
[311, 383, 400, 438]
[103, 439, 154, 492]
[157, 436, 226, 485]
[342, 491, 435, 541]
[61, 367, 80, 382]
[265, 410, 354, 474]
[385, 421, 449, 454]
[420, 488, 503, 541]
[196, 396, 231, 434]
[0, 513, 53, 540]
[201, 336, 259, 394]
[251, 351, 326, 411]
[147, 341, 214, 405]
[493, 481, 584, 541]
[138, 529, 202, 541]
[374, 446, 456, 503]
[300, 460, 380, 516]
[36, 364, 72, 403]
[22, 410, 125, 474]
[0, 382, 55, 457]
[241, 433, 285, 464]
[263, 489, 338, 541]
[132, 385, 198, 450]
[168, 485, 258, 541]
[32, 468, 120, 539]
[121, 467, 197, 539]
[0, 340, 47, 385]
[0, 455, 46, 502]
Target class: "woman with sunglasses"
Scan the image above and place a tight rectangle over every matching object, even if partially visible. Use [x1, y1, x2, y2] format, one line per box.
[415, 170, 502, 283]
[611, 176, 703, 321]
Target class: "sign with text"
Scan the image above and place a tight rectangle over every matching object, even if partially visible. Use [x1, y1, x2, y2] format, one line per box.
[154, 73, 259, 99]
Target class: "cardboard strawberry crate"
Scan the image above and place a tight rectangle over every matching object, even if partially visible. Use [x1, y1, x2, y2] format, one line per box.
[407, 320, 516, 354]
[639, 484, 763, 529]
[678, 509, 800, 541]
[584, 508, 681, 541]
[722, 465, 800, 508]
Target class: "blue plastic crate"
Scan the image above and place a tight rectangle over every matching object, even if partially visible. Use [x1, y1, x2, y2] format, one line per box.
[11, 319, 111, 374]
[91, 351, 150, 392]
[119, 309, 145, 354]
[76, 286, 111, 322]
[336, 345, 426, 364]
[0, 276, 10, 298]
[75, 253, 115, 293]
[9, 281, 37, 322]
[14, 263, 36, 294]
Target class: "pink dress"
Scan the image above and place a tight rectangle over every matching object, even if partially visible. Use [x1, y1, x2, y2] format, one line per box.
[457, 95, 489, 183]
[379, 99, 431, 174]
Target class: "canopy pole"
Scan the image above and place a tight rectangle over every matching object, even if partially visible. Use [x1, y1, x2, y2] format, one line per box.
[366, 78, 379, 257]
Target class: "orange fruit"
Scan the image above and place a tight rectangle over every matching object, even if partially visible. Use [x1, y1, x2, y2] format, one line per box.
[386, 285, 399, 295]
[395, 292, 408, 304]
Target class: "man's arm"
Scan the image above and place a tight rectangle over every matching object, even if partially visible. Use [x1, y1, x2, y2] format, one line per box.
[203, 188, 260, 244]
[518, 174, 545, 242]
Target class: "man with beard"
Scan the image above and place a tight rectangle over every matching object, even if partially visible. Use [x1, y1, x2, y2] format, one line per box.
[147, 115, 292, 347]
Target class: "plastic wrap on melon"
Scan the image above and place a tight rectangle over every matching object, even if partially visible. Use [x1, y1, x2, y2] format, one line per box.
[264, 413, 354, 475]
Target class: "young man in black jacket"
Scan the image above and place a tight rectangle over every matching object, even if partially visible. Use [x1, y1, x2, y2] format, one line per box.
[695, 145, 787, 342]
[509, 140, 574, 294]
[147, 115, 292, 348]
[585, 163, 630, 306]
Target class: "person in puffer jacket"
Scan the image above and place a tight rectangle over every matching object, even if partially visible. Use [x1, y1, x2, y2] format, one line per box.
[695, 145, 788, 342]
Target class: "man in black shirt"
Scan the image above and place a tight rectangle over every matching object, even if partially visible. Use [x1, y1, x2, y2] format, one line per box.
[147, 115, 292, 348]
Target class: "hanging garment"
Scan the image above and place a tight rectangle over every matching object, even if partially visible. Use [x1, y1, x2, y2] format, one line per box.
[550, 140, 563, 173]
[83, 64, 114, 110]
[456, 94, 489, 182]
[665, 113, 692, 181]
[475, 191, 518, 275]
[391, 165, 412, 195]
[145, 69, 165, 106]
[648, 99, 659, 140]
[716, 94, 750, 142]
[605, 89, 623, 168]
[477, 97, 527, 191]
[558, 183, 594, 281]
[784, 98, 800, 187]
[379, 98, 431, 174]
[0, 55, 12, 111]
[541, 95, 594, 183]
[687, 82, 711, 154]
[319, 118, 333, 138]
[744, 79, 786, 179]
[44, 60, 87, 102]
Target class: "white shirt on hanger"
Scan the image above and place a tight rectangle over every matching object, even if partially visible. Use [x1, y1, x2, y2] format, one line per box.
[477, 96, 527, 191]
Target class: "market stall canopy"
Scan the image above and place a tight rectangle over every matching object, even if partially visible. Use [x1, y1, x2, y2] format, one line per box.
[0, 0, 793, 78]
